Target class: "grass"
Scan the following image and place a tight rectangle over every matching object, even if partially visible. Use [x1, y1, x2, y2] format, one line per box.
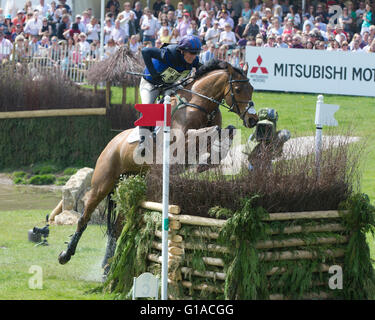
[0, 210, 114, 300]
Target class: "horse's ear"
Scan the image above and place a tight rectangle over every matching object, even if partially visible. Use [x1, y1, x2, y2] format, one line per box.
[243, 62, 249, 76]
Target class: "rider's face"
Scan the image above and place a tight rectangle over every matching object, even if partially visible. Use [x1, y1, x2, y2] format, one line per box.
[183, 51, 197, 64]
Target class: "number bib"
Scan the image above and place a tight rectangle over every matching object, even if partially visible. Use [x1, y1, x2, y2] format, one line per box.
[160, 67, 191, 83]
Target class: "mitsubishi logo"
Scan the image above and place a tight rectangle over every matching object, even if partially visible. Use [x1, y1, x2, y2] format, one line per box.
[250, 55, 268, 74]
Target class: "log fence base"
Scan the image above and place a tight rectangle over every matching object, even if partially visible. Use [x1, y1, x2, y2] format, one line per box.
[140, 201, 348, 300]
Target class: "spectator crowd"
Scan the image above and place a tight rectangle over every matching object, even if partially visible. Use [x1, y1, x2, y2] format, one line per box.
[0, 0, 374, 70]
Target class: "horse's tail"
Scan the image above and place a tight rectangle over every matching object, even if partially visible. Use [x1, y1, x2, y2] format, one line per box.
[102, 190, 118, 273]
[106, 191, 117, 236]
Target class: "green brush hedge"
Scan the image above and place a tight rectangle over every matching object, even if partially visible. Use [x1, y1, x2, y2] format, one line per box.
[0, 116, 117, 169]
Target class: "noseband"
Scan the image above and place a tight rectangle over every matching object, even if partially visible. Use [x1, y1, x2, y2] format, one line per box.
[225, 72, 256, 121]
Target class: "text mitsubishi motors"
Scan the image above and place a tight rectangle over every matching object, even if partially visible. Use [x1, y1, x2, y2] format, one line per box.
[246, 47, 375, 97]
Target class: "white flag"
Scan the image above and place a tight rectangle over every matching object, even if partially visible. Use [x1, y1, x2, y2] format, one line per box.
[315, 101, 339, 127]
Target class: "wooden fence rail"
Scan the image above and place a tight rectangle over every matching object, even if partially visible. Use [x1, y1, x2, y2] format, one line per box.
[0, 108, 107, 119]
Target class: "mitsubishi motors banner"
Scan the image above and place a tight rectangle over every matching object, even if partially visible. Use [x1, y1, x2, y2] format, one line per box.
[245, 47, 375, 97]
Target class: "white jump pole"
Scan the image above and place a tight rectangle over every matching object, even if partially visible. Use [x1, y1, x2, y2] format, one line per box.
[161, 95, 171, 300]
[100, 0, 105, 59]
[315, 94, 323, 177]
[315, 95, 340, 178]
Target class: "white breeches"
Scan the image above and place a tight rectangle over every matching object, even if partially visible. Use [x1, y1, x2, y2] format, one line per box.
[140, 77, 161, 104]
[140, 77, 176, 104]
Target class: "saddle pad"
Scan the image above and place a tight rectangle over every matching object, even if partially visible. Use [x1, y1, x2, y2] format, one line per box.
[127, 126, 162, 144]
[127, 127, 141, 144]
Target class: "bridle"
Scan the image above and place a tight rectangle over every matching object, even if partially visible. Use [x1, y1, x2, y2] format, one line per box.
[224, 72, 256, 121]
[174, 68, 256, 124]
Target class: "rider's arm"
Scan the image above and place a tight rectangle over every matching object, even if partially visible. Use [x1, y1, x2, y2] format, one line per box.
[141, 46, 163, 78]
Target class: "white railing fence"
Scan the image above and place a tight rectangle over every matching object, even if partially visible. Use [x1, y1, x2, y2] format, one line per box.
[0, 41, 245, 84]
[0, 43, 100, 83]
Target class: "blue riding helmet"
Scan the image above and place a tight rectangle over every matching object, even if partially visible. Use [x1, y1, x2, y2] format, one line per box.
[177, 35, 202, 54]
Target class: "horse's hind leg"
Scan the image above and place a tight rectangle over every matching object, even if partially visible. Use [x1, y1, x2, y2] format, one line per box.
[102, 213, 125, 278]
[102, 231, 117, 278]
[58, 177, 117, 265]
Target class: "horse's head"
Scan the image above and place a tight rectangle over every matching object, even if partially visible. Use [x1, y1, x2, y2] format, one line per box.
[223, 62, 258, 128]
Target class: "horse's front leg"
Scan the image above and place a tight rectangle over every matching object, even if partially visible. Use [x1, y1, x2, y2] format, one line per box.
[58, 226, 86, 265]
[58, 188, 103, 264]
[58, 170, 118, 265]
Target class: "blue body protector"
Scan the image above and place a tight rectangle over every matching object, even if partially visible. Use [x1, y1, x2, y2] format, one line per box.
[142, 44, 201, 85]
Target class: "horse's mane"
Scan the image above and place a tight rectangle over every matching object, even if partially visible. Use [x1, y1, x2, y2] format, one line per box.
[194, 59, 246, 80]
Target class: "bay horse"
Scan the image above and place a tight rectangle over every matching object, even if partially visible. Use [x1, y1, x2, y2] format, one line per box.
[58, 60, 258, 266]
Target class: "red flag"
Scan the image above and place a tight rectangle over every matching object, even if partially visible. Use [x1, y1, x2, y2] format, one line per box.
[134, 104, 171, 127]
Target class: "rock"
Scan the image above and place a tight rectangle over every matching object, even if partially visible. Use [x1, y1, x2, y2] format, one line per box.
[56, 167, 108, 226]
[62, 168, 93, 211]
[55, 210, 80, 225]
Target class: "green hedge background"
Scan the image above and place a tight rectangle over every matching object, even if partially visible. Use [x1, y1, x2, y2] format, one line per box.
[0, 116, 117, 169]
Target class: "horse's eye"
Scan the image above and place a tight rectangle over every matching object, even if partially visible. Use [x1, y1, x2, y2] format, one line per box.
[235, 87, 241, 93]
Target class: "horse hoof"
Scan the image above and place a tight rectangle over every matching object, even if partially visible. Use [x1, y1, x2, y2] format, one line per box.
[58, 251, 71, 265]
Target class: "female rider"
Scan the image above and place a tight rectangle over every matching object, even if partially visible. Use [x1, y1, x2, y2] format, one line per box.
[138, 35, 203, 146]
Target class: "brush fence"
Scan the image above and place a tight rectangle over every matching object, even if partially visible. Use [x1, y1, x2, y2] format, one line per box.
[140, 201, 348, 300]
